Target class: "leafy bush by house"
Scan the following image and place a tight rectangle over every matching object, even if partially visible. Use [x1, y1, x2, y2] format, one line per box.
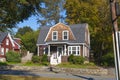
[68, 54, 85, 65]
[6, 51, 21, 63]
[32, 55, 41, 63]
[32, 55, 49, 66]
[73, 56, 85, 64]
[68, 54, 74, 63]
[0, 62, 8, 66]
[41, 54, 48, 62]
[101, 52, 114, 67]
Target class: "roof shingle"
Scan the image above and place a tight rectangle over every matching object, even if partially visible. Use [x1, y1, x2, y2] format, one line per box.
[37, 23, 88, 45]
[0, 32, 8, 43]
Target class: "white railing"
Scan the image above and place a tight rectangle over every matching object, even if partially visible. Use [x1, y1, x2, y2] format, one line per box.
[57, 54, 61, 64]
[50, 53, 61, 65]
[50, 54, 57, 65]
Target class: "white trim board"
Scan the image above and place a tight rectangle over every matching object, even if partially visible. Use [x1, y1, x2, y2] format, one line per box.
[8, 33, 15, 47]
[44, 22, 76, 42]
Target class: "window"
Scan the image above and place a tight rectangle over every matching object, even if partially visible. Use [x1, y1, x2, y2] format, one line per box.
[6, 48, 9, 53]
[1, 48, 4, 55]
[63, 31, 69, 40]
[6, 39, 9, 45]
[68, 46, 80, 56]
[52, 31, 58, 40]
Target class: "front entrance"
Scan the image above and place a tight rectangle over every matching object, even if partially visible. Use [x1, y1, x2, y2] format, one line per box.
[57, 47, 63, 56]
[50, 46, 63, 65]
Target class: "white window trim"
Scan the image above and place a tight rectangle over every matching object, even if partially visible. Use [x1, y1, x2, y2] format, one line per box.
[62, 30, 69, 40]
[68, 46, 80, 56]
[52, 31, 58, 41]
[6, 39, 9, 45]
[1, 48, 4, 55]
[6, 48, 9, 53]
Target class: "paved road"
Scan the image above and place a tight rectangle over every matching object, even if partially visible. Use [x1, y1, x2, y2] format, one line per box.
[0, 70, 115, 80]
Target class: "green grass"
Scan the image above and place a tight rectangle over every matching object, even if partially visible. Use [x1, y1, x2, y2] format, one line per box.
[0, 61, 49, 67]
[0, 62, 8, 66]
[0, 62, 22, 66]
[22, 61, 50, 66]
[6, 62, 20, 65]
[22, 61, 43, 66]
[57, 62, 99, 69]
[0, 61, 98, 69]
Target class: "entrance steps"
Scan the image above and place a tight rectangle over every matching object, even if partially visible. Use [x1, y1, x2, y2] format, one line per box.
[50, 53, 61, 65]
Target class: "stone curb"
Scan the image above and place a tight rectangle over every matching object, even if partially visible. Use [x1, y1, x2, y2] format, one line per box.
[0, 65, 108, 75]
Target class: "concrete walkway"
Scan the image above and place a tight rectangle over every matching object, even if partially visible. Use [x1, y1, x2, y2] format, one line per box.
[0, 70, 115, 80]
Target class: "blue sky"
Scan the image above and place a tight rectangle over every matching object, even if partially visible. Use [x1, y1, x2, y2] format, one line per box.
[14, 15, 39, 32]
[14, 2, 66, 33]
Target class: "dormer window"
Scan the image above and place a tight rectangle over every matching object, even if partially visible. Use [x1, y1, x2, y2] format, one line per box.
[6, 39, 9, 45]
[63, 31, 69, 40]
[52, 31, 58, 40]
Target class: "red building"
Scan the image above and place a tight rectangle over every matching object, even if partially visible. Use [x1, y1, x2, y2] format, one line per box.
[0, 32, 21, 61]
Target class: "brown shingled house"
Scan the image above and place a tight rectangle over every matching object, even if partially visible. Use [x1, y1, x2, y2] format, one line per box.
[37, 23, 90, 65]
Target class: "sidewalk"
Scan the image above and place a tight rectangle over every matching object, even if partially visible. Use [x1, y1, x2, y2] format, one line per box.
[0, 69, 115, 80]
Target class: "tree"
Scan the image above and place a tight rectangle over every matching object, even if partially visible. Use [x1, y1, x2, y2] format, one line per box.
[37, 0, 65, 26]
[64, 0, 113, 65]
[16, 26, 33, 37]
[0, 0, 41, 30]
[20, 30, 39, 54]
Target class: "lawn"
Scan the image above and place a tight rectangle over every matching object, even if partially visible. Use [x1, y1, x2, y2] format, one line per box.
[0, 61, 49, 67]
[0, 75, 79, 80]
[0, 61, 99, 69]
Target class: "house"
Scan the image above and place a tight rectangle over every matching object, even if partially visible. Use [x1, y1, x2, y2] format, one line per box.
[37, 23, 90, 65]
[0, 32, 21, 62]
[13, 38, 21, 52]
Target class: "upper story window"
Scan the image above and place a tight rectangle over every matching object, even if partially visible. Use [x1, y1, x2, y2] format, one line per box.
[6, 39, 9, 45]
[52, 31, 58, 40]
[63, 31, 69, 40]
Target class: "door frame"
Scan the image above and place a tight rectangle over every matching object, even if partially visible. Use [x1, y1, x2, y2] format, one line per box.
[57, 46, 63, 56]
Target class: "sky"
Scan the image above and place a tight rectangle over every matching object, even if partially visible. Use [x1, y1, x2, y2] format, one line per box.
[14, 15, 39, 32]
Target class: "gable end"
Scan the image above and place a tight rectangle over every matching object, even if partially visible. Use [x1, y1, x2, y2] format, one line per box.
[45, 23, 75, 42]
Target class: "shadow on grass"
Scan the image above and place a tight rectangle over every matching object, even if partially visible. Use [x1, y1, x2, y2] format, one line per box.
[72, 74, 95, 80]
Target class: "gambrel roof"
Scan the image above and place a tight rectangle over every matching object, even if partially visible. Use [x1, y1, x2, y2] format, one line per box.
[37, 23, 88, 45]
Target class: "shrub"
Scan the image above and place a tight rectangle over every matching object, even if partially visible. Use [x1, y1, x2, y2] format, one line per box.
[42, 62, 49, 66]
[32, 55, 41, 63]
[6, 51, 21, 63]
[68, 54, 74, 63]
[101, 52, 114, 67]
[68, 54, 85, 65]
[73, 56, 85, 65]
[41, 54, 48, 62]
[0, 62, 8, 66]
